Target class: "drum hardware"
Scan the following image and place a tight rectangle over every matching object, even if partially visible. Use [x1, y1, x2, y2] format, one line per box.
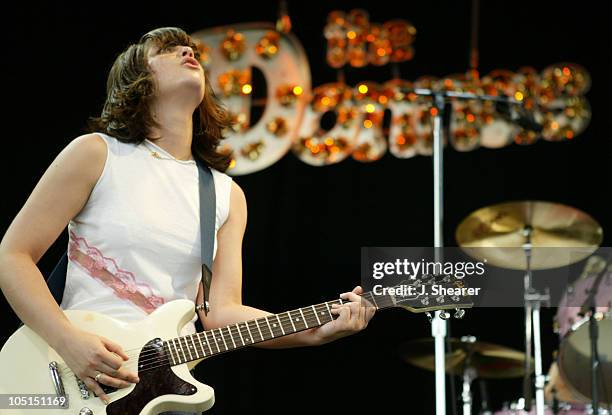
[551, 387, 560, 415]
[480, 378, 493, 415]
[556, 254, 612, 411]
[460, 336, 478, 415]
[494, 398, 601, 414]
[398, 336, 532, 378]
[456, 201, 604, 415]
[400, 336, 532, 415]
[522, 223, 550, 415]
[577, 254, 610, 414]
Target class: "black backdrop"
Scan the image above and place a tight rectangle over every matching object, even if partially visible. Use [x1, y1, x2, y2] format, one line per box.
[1, 1, 610, 414]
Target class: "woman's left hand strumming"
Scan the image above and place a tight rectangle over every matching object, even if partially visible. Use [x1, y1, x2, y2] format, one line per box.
[307, 286, 376, 345]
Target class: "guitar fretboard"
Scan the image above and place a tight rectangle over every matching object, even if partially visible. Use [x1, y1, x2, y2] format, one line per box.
[157, 291, 392, 368]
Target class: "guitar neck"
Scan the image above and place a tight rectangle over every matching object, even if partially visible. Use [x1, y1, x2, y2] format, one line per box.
[160, 291, 392, 367]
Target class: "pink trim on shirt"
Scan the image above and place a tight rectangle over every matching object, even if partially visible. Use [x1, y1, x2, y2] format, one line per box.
[68, 230, 165, 314]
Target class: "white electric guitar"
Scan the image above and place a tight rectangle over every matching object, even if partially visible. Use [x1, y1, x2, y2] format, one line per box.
[0, 277, 472, 414]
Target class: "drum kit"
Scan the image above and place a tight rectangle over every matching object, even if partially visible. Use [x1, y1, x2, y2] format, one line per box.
[400, 200, 610, 415]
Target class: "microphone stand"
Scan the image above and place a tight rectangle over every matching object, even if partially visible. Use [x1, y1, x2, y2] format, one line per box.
[578, 256, 608, 414]
[494, 101, 544, 133]
[399, 86, 523, 415]
[589, 306, 600, 415]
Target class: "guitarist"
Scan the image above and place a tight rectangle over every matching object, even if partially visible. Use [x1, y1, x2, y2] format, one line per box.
[0, 27, 375, 413]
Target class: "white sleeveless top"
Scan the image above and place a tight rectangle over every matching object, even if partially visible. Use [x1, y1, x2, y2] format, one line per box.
[60, 132, 233, 334]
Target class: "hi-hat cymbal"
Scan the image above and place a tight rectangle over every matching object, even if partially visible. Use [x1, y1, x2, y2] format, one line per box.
[399, 337, 532, 379]
[456, 201, 603, 270]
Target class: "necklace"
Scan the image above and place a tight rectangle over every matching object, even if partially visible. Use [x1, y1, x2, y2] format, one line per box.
[143, 140, 195, 164]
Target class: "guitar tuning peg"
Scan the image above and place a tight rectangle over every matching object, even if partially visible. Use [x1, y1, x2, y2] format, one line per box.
[439, 311, 451, 320]
[454, 308, 466, 319]
[425, 312, 433, 323]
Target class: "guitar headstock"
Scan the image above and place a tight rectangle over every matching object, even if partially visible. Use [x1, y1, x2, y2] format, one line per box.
[370, 274, 474, 317]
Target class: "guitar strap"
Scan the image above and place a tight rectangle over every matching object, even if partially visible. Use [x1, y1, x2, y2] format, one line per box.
[46, 156, 216, 315]
[196, 157, 215, 315]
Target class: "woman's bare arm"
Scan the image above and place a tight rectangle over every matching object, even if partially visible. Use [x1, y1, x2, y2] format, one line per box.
[0, 134, 138, 403]
[0, 134, 106, 344]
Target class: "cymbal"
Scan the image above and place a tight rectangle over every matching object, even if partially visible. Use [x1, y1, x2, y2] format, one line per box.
[399, 337, 532, 379]
[456, 201, 603, 270]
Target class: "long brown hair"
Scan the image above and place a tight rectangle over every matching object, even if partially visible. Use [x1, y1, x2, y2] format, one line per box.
[88, 27, 233, 171]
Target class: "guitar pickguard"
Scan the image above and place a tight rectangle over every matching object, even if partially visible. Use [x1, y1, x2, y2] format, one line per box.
[106, 338, 196, 415]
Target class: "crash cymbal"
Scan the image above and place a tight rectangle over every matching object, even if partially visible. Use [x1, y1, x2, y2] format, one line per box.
[456, 201, 603, 270]
[399, 337, 532, 379]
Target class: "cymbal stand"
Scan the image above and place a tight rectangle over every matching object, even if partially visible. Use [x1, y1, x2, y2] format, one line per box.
[522, 225, 550, 415]
[460, 335, 477, 415]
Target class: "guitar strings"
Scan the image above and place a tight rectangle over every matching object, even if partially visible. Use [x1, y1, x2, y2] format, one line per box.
[55, 284, 462, 382]
[56, 313, 326, 375]
[62, 294, 382, 369]
[62, 288, 410, 373]
[56, 297, 377, 377]
[56, 298, 347, 370]
[55, 312, 339, 378]
[122, 297, 370, 358]
[57, 295, 386, 378]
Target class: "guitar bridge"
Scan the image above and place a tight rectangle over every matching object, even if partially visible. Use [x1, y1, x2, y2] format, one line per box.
[75, 377, 117, 398]
[76, 376, 91, 400]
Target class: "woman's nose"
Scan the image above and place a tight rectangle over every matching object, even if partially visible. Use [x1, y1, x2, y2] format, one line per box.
[181, 46, 195, 58]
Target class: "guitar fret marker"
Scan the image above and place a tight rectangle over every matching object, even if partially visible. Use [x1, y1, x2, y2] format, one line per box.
[184, 337, 194, 361]
[299, 308, 308, 328]
[236, 323, 245, 345]
[244, 323, 254, 342]
[204, 332, 213, 356]
[196, 333, 207, 357]
[227, 326, 236, 349]
[186, 337, 195, 360]
[204, 331, 216, 355]
[175, 338, 187, 363]
[276, 315, 285, 335]
[190, 335, 199, 359]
